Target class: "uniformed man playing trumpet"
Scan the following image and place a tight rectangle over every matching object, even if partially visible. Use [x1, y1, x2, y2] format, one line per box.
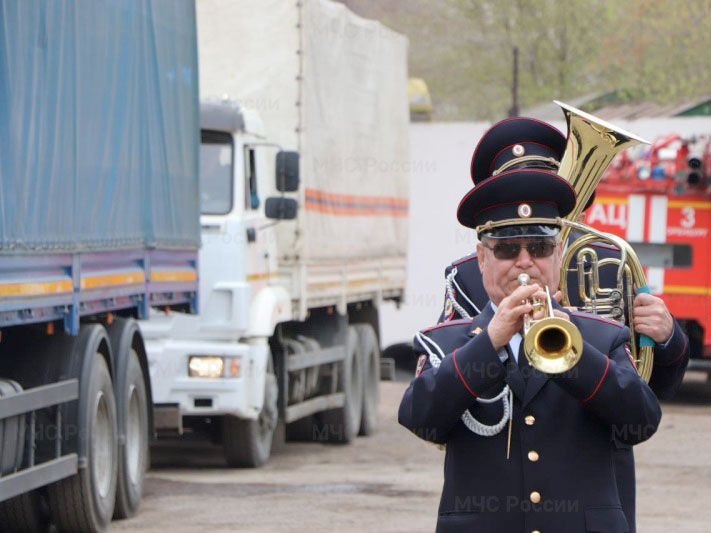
[436, 116, 689, 532]
[398, 164, 661, 532]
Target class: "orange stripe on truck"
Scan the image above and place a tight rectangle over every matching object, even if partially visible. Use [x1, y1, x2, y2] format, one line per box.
[304, 188, 408, 217]
[81, 272, 145, 289]
[0, 280, 73, 297]
[664, 285, 711, 296]
[151, 270, 197, 283]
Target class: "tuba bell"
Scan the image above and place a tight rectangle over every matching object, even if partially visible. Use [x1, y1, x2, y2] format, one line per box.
[553, 101, 655, 382]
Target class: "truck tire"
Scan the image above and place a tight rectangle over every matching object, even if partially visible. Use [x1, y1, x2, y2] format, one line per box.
[222, 371, 278, 467]
[0, 491, 50, 533]
[319, 327, 363, 443]
[113, 348, 149, 519]
[0, 379, 24, 475]
[355, 324, 380, 436]
[47, 351, 118, 532]
[107, 318, 150, 520]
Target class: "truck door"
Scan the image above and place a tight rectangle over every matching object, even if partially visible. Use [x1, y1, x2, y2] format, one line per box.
[198, 130, 248, 331]
[242, 144, 272, 287]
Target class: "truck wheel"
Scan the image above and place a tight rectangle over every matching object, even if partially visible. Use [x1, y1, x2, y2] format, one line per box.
[47, 351, 118, 532]
[113, 349, 149, 519]
[319, 327, 363, 443]
[0, 491, 50, 533]
[0, 379, 24, 475]
[223, 371, 278, 467]
[355, 324, 380, 436]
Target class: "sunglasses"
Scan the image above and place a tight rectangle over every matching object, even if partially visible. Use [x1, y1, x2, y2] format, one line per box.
[482, 240, 557, 260]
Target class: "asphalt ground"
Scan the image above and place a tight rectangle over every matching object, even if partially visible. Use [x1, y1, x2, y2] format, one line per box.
[110, 371, 711, 532]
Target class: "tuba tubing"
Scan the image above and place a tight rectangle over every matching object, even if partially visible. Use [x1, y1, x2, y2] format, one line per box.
[558, 220, 655, 381]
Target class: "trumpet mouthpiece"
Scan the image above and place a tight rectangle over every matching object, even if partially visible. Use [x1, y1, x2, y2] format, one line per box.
[518, 273, 530, 285]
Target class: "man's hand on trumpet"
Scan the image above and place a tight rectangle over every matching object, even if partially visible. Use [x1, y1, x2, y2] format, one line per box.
[487, 283, 561, 350]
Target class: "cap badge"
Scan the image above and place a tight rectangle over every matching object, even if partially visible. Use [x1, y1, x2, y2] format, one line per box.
[512, 144, 525, 157]
[518, 203, 532, 218]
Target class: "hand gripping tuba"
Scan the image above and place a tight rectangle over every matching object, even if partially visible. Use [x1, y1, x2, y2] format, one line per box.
[553, 101, 655, 382]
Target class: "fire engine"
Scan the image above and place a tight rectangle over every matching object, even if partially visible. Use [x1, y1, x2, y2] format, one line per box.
[582, 133, 711, 373]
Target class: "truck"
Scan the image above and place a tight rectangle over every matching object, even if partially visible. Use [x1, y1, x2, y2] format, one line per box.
[139, 0, 410, 466]
[584, 133, 711, 375]
[0, 1, 199, 530]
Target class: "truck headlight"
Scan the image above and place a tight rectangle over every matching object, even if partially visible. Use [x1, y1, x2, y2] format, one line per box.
[187, 356, 242, 378]
[188, 356, 224, 378]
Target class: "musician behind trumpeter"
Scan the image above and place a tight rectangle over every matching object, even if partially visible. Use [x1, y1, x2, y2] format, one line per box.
[398, 166, 661, 533]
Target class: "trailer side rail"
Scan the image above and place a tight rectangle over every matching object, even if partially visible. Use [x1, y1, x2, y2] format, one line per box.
[0, 248, 198, 334]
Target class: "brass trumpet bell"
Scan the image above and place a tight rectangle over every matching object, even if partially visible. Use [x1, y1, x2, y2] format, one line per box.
[519, 273, 583, 374]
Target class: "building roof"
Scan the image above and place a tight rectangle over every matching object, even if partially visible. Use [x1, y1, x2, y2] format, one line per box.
[522, 92, 711, 121]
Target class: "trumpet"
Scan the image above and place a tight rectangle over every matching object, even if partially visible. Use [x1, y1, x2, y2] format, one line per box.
[518, 273, 583, 374]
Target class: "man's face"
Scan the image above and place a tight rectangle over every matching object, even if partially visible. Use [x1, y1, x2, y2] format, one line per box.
[476, 235, 562, 306]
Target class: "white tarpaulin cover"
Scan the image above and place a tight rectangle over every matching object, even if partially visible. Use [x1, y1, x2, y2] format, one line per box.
[198, 0, 409, 263]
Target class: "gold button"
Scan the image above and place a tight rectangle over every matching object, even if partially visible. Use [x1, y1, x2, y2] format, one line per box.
[525, 415, 535, 426]
[528, 450, 539, 462]
[530, 491, 541, 503]
[532, 530, 541, 533]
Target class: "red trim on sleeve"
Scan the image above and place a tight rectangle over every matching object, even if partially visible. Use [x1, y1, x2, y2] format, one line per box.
[582, 356, 610, 404]
[452, 348, 479, 398]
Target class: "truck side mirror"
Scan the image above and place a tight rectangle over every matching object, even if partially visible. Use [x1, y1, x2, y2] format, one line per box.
[276, 151, 299, 192]
[265, 197, 298, 220]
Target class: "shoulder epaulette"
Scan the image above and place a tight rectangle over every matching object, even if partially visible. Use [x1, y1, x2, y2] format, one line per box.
[421, 318, 472, 333]
[453, 253, 478, 267]
[570, 311, 624, 329]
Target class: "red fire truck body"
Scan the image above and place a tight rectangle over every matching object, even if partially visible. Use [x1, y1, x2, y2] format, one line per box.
[582, 138, 711, 369]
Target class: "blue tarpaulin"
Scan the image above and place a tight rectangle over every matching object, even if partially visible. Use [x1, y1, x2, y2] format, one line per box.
[0, 0, 200, 253]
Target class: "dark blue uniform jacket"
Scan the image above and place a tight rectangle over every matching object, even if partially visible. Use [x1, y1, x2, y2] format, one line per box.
[436, 246, 689, 532]
[399, 304, 662, 533]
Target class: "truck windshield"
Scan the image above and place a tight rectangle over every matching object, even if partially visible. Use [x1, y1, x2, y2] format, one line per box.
[200, 131, 233, 214]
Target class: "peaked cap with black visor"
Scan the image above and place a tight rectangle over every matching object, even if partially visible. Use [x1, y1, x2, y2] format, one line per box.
[457, 117, 577, 239]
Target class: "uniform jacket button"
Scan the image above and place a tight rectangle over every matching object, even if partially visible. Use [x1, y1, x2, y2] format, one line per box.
[525, 415, 535, 425]
[530, 491, 541, 503]
[528, 450, 539, 462]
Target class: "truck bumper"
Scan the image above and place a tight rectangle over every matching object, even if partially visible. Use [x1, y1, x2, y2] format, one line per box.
[145, 337, 268, 420]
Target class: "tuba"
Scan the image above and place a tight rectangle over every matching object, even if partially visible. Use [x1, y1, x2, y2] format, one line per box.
[552, 101, 655, 382]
